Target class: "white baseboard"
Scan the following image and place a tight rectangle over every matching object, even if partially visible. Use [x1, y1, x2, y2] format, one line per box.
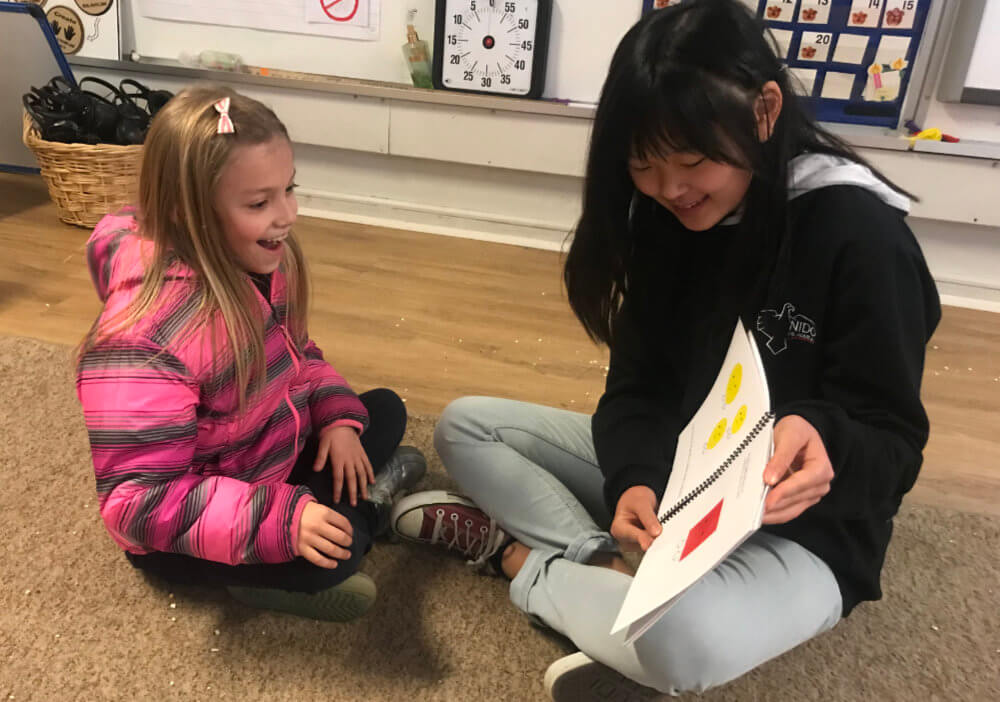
[937, 282, 1000, 313]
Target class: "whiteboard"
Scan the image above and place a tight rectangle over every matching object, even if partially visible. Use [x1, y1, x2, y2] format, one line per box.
[965, 0, 999, 92]
[138, 0, 380, 41]
[0, 3, 75, 171]
[122, 0, 642, 103]
[937, 0, 1000, 106]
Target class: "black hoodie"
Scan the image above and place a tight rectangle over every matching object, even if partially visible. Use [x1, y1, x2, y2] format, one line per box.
[593, 154, 942, 616]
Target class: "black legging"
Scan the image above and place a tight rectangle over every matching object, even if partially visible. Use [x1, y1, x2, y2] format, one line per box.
[126, 388, 406, 593]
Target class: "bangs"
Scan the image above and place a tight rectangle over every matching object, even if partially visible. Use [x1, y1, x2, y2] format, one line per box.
[626, 70, 758, 168]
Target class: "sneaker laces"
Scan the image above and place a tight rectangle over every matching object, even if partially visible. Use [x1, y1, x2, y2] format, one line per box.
[427, 507, 507, 569]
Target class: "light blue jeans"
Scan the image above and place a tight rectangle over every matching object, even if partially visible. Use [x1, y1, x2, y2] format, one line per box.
[434, 396, 843, 695]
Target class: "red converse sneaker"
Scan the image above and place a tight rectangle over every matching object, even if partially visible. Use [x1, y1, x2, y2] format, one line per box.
[390, 490, 509, 568]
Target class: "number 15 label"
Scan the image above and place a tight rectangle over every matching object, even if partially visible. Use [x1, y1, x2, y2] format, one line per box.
[883, 0, 917, 29]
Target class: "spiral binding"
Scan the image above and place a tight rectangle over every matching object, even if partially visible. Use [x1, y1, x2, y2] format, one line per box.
[658, 411, 776, 525]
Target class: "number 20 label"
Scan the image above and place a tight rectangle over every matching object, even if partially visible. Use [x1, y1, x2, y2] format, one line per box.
[799, 32, 833, 62]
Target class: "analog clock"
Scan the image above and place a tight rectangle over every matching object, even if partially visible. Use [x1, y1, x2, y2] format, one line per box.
[433, 0, 553, 98]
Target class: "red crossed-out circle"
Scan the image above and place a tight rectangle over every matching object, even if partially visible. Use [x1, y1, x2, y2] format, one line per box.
[320, 0, 359, 22]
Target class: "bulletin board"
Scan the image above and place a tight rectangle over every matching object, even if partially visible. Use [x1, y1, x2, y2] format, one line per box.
[645, 0, 936, 129]
[759, 0, 935, 128]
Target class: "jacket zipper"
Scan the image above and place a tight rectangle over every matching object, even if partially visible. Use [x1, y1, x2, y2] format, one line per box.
[279, 326, 302, 454]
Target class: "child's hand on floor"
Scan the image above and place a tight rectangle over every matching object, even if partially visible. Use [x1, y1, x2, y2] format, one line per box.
[297, 501, 354, 569]
[314, 425, 375, 506]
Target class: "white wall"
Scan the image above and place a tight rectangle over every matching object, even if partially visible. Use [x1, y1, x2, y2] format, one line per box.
[124, 0, 641, 103]
[77, 60, 1000, 311]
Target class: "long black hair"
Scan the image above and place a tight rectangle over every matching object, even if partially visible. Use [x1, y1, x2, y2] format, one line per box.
[565, 0, 912, 346]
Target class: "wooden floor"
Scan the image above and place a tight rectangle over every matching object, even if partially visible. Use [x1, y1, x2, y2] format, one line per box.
[2, 172, 998, 517]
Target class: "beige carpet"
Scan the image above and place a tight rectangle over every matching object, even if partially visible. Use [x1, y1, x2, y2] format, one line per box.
[1, 335, 998, 701]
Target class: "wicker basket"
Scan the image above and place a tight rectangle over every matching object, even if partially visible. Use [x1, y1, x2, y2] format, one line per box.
[21, 111, 143, 228]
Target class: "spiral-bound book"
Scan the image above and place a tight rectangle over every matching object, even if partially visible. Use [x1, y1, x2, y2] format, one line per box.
[612, 319, 775, 644]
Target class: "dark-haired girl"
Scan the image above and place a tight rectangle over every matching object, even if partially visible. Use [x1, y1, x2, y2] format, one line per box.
[394, 1, 940, 697]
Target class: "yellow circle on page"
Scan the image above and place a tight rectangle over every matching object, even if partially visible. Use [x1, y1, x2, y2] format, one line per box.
[706, 418, 727, 450]
[731, 404, 748, 433]
[725, 363, 743, 404]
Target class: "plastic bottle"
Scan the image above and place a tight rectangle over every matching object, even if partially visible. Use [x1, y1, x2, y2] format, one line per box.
[401, 9, 433, 88]
[178, 50, 244, 72]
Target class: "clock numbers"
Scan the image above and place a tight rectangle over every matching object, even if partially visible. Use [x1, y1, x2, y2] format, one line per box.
[439, 0, 543, 96]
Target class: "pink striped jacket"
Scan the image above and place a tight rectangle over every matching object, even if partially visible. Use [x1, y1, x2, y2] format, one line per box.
[76, 212, 368, 565]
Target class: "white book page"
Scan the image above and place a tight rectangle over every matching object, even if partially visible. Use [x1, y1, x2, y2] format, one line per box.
[612, 320, 773, 640]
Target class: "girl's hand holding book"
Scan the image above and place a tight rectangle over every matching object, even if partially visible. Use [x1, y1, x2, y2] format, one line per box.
[611, 486, 663, 552]
[761, 415, 834, 525]
[313, 424, 375, 506]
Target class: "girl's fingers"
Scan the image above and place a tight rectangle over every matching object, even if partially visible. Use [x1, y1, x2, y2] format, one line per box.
[762, 497, 822, 525]
[346, 462, 358, 506]
[331, 459, 345, 503]
[774, 485, 829, 511]
[318, 522, 353, 550]
[312, 443, 329, 472]
[311, 533, 351, 561]
[357, 460, 369, 501]
[363, 452, 375, 485]
[766, 467, 827, 505]
[323, 507, 353, 536]
[302, 545, 339, 570]
[611, 520, 645, 552]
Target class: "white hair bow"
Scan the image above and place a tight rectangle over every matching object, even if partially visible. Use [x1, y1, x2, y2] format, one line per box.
[214, 97, 235, 134]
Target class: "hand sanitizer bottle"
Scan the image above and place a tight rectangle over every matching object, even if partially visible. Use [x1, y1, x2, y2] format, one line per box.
[401, 9, 433, 88]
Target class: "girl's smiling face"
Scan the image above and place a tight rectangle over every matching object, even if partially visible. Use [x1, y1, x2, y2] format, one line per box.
[213, 136, 298, 275]
[627, 151, 752, 231]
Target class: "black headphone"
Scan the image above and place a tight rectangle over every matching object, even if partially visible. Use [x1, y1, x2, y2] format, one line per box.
[24, 75, 174, 146]
[78, 76, 149, 145]
[120, 78, 174, 116]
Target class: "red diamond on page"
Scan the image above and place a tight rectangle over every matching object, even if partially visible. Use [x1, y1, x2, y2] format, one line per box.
[680, 499, 723, 561]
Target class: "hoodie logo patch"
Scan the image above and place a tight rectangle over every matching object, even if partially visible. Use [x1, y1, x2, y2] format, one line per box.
[756, 303, 816, 355]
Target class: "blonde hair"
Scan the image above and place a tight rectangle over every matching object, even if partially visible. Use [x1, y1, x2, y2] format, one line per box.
[83, 85, 309, 411]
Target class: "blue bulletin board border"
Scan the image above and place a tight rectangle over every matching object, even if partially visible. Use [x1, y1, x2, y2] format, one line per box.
[0, 2, 76, 174]
[640, 0, 934, 129]
[0, 2, 75, 87]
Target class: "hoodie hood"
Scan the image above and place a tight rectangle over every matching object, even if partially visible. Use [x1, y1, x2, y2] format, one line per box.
[788, 152, 910, 213]
[719, 152, 910, 226]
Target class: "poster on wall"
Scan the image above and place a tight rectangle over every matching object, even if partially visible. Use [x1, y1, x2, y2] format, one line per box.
[139, 0, 381, 41]
[0, 0, 120, 59]
[637, 0, 934, 129]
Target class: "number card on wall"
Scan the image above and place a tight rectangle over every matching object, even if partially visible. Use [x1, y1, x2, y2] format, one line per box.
[641, 0, 933, 129]
[760, 0, 934, 128]
[847, 0, 883, 27]
[798, 31, 833, 61]
[798, 0, 833, 24]
[763, 0, 798, 22]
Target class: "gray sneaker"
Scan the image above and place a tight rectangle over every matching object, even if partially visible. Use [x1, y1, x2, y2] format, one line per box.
[368, 446, 427, 535]
[226, 572, 376, 622]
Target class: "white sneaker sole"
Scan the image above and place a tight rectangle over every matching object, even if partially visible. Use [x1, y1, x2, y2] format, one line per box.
[544, 652, 663, 701]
